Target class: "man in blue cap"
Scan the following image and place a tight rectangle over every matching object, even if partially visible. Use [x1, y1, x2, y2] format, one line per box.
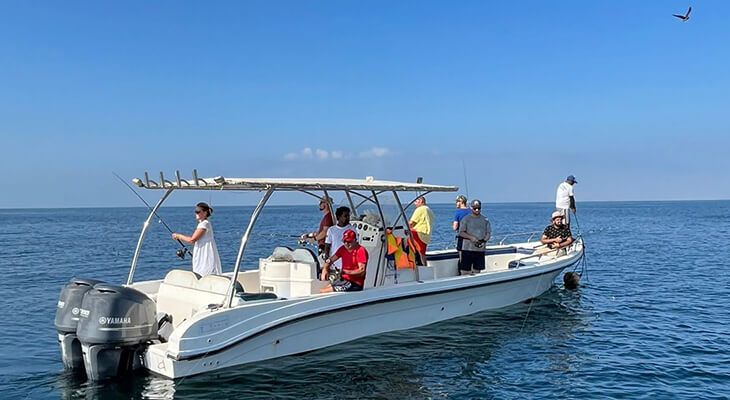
[555, 175, 577, 226]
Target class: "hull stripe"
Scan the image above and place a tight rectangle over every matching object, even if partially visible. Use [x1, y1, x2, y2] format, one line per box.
[175, 256, 579, 361]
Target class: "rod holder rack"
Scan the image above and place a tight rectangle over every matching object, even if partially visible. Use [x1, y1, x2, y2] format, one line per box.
[136, 169, 226, 189]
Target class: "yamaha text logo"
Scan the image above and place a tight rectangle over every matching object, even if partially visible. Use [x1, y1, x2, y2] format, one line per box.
[98, 316, 132, 325]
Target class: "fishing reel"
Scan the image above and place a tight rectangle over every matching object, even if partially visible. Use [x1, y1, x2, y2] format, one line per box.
[176, 247, 190, 259]
[327, 267, 341, 284]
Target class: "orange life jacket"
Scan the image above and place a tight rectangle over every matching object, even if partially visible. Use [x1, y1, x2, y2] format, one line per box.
[385, 229, 416, 269]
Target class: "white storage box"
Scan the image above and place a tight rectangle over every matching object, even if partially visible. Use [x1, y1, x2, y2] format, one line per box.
[259, 259, 320, 299]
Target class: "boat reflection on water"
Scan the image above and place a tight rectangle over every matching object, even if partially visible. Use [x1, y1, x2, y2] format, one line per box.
[55, 372, 176, 400]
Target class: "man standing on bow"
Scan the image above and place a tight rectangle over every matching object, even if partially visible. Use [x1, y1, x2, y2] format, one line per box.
[556, 175, 577, 227]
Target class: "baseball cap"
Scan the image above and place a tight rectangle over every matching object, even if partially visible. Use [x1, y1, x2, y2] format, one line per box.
[470, 199, 482, 209]
[342, 229, 357, 242]
[566, 175, 577, 183]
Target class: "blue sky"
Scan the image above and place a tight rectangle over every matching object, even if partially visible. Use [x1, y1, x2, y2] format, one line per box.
[1, 1, 728, 208]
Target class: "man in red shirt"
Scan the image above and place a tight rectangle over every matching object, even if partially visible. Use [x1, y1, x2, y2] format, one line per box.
[319, 229, 368, 292]
[300, 196, 334, 255]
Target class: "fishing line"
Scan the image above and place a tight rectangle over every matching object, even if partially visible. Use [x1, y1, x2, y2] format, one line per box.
[571, 213, 589, 282]
[519, 268, 546, 333]
[112, 172, 192, 258]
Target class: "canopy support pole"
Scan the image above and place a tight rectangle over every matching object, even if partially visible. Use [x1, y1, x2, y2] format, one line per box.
[225, 187, 274, 308]
[127, 188, 175, 285]
[392, 191, 420, 281]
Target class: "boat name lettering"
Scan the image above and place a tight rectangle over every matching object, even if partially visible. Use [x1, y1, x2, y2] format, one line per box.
[199, 317, 229, 334]
[98, 316, 132, 325]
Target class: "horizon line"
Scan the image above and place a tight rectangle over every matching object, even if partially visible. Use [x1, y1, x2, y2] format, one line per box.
[1, 198, 728, 211]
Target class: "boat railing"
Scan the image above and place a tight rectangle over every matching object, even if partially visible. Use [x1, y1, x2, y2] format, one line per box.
[429, 230, 543, 251]
[495, 230, 543, 245]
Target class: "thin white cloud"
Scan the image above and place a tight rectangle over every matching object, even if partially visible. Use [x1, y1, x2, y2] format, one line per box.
[359, 147, 390, 158]
[315, 149, 329, 160]
[284, 147, 389, 160]
[284, 147, 315, 160]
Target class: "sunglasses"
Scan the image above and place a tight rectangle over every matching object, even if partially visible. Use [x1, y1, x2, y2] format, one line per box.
[472, 207, 481, 210]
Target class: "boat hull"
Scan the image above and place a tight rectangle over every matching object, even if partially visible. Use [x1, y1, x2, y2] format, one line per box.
[143, 259, 574, 379]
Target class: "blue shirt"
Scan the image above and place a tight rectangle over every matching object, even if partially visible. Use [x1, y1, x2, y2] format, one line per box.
[454, 208, 471, 227]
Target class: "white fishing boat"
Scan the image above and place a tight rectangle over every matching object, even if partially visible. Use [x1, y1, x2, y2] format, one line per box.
[54, 171, 584, 380]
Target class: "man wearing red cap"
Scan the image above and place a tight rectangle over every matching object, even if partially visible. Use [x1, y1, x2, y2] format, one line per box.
[320, 229, 368, 292]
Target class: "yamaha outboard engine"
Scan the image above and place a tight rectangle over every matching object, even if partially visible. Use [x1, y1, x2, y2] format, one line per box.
[76, 284, 157, 381]
[54, 278, 104, 370]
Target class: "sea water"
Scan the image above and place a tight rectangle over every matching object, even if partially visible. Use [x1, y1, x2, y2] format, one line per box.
[1, 201, 728, 399]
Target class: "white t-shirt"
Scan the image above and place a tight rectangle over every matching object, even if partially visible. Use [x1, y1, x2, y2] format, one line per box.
[555, 182, 575, 209]
[192, 220, 222, 277]
[325, 223, 357, 269]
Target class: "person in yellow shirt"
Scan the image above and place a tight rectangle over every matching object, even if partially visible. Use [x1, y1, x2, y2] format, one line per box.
[409, 195, 434, 264]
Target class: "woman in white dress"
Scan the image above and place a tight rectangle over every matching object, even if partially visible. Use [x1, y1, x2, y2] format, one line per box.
[171, 202, 222, 277]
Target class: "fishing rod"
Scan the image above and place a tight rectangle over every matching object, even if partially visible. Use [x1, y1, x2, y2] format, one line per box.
[256, 232, 320, 248]
[112, 172, 192, 259]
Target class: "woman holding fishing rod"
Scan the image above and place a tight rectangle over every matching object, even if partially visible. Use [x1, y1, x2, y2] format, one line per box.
[171, 202, 222, 277]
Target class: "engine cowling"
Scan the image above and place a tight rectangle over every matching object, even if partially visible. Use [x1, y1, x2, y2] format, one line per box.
[76, 284, 157, 381]
[54, 278, 104, 370]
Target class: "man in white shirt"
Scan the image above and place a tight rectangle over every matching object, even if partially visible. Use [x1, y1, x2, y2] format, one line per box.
[324, 206, 356, 271]
[555, 175, 577, 226]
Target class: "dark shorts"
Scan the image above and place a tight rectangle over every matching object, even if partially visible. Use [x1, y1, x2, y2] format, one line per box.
[332, 279, 363, 292]
[459, 250, 485, 271]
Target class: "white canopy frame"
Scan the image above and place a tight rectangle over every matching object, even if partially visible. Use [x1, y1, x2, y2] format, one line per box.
[126, 171, 457, 308]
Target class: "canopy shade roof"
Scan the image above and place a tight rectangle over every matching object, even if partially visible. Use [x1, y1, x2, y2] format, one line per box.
[135, 173, 458, 192]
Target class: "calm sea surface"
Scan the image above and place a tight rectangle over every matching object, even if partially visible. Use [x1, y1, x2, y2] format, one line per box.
[1, 201, 729, 399]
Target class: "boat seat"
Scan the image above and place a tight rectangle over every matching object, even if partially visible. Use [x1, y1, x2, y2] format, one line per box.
[291, 248, 320, 273]
[156, 270, 241, 328]
[270, 246, 295, 261]
[236, 292, 278, 301]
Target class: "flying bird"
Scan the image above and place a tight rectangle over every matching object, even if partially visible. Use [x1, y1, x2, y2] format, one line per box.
[673, 7, 692, 22]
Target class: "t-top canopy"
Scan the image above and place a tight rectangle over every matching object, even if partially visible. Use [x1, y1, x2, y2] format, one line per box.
[134, 171, 458, 192]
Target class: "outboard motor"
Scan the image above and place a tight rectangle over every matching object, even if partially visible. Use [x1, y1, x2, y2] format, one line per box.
[76, 284, 157, 381]
[54, 278, 104, 370]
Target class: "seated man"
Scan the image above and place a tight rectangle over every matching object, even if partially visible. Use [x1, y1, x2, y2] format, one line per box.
[320, 229, 368, 292]
[540, 211, 574, 254]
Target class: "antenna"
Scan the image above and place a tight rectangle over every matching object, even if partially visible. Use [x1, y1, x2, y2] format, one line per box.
[462, 158, 469, 198]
